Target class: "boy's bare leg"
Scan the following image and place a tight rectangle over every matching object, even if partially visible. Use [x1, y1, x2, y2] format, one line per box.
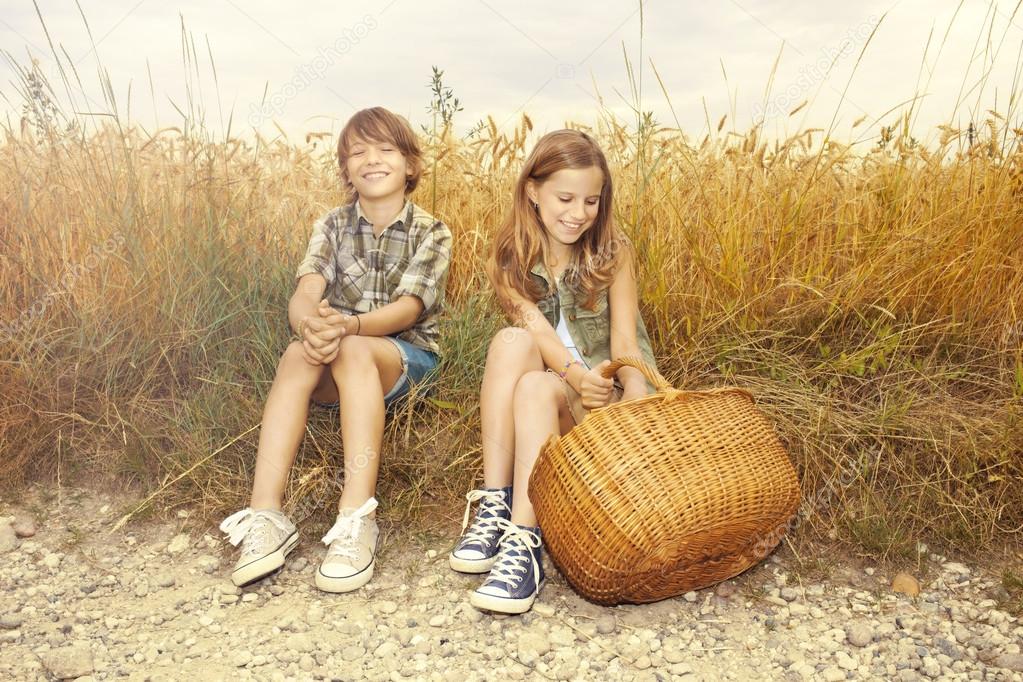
[330, 335, 404, 511]
[250, 341, 328, 510]
[479, 328, 545, 488]
[508, 370, 573, 527]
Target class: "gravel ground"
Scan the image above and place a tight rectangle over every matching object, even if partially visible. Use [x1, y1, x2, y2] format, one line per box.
[0, 485, 1021, 682]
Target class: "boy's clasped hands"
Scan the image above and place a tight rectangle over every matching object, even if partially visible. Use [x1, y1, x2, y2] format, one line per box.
[298, 298, 359, 366]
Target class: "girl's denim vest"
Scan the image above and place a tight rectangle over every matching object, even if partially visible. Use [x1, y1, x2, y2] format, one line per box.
[529, 262, 657, 376]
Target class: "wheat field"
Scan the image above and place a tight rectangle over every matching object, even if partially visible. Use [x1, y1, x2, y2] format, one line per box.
[1, 49, 1022, 563]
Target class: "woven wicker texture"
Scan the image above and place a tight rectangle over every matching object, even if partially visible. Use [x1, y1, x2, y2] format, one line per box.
[528, 357, 801, 605]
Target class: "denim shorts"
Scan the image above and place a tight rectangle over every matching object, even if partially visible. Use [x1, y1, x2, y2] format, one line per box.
[314, 336, 439, 411]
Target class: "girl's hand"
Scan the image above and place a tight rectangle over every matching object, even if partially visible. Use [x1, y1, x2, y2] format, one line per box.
[579, 360, 614, 409]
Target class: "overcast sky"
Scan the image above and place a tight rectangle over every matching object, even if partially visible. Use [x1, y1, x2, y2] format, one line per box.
[2, 1, 1022, 145]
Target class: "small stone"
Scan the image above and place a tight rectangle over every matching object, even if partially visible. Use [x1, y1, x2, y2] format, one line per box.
[166, 534, 190, 555]
[846, 623, 873, 647]
[633, 655, 652, 670]
[340, 646, 363, 662]
[533, 602, 555, 617]
[198, 616, 214, 627]
[375, 641, 399, 658]
[837, 651, 858, 671]
[0, 524, 18, 553]
[942, 562, 970, 576]
[595, 614, 616, 635]
[683, 591, 698, 603]
[0, 614, 24, 630]
[891, 572, 920, 597]
[428, 615, 446, 627]
[290, 557, 308, 572]
[780, 587, 799, 602]
[821, 666, 845, 682]
[518, 632, 550, 666]
[298, 654, 315, 672]
[921, 656, 941, 678]
[155, 573, 176, 589]
[42, 553, 62, 569]
[233, 651, 251, 667]
[196, 555, 219, 574]
[134, 581, 150, 598]
[219, 583, 242, 596]
[992, 653, 1023, 672]
[241, 593, 259, 603]
[268, 584, 285, 596]
[39, 646, 94, 679]
[377, 600, 399, 615]
[715, 582, 736, 598]
[12, 517, 36, 538]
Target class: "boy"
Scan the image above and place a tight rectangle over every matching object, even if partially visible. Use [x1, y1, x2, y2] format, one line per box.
[219, 107, 452, 592]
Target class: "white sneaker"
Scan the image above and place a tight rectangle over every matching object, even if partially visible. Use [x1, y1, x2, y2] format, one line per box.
[219, 508, 299, 587]
[315, 498, 379, 593]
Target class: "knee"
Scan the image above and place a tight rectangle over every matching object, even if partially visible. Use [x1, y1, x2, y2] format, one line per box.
[275, 341, 320, 384]
[487, 327, 536, 365]
[513, 370, 560, 408]
[331, 335, 374, 372]
[278, 341, 310, 374]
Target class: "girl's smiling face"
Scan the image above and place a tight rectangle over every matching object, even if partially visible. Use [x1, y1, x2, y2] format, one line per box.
[345, 136, 410, 201]
[527, 166, 604, 252]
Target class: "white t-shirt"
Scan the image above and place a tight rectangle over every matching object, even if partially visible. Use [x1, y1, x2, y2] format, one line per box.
[556, 310, 587, 367]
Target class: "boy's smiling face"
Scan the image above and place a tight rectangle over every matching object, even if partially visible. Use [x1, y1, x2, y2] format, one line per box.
[346, 136, 410, 202]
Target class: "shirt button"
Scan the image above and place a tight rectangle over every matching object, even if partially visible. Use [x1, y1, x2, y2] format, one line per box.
[582, 347, 589, 355]
[568, 313, 577, 321]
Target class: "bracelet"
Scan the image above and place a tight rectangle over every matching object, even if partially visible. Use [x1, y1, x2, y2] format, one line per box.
[353, 314, 361, 336]
[558, 358, 584, 380]
[297, 316, 308, 339]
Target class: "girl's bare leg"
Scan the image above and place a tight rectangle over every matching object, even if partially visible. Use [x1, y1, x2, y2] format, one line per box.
[508, 370, 574, 526]
[479, 328, 544, 488]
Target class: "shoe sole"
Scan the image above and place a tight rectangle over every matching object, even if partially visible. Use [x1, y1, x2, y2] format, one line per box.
[230, 531, 300, 587]
[448, 553, 498, 574]
[469, 580, 545, 615]
[315, 559, 374, 593]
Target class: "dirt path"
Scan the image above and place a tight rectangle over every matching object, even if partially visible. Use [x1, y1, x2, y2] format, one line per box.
[0, 484, 1020, 681]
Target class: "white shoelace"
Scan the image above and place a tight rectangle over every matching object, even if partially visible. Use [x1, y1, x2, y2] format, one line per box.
[321, 497, 378, 561]
[219, 508, 292, 556]
[485, 518, 542, 590]
[459, 489, 512, 546]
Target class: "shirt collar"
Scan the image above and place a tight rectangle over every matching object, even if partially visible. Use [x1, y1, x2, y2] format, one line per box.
[350, 200, 412, 234]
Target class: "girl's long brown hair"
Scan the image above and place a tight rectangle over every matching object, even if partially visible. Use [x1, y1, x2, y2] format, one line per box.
[487, 129, 623, 317]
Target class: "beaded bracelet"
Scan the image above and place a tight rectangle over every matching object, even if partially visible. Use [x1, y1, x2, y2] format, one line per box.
[559, 358, 585, 380]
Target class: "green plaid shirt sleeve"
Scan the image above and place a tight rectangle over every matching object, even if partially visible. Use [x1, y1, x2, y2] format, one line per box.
[295, 209, 340, 284]
[394, 220, 452, 316]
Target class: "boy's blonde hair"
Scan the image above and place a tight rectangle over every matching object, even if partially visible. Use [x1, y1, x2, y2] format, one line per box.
[336, 107, 423, 200]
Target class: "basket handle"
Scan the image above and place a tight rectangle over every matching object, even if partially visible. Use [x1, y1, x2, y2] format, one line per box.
[601, 355, 674, 392]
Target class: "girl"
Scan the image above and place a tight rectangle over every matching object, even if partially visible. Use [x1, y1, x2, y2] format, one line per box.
[449, 129, 658, 613]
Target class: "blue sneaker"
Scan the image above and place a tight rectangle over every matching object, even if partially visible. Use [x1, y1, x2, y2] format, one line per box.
[449, 486, 512, 573]
[469, 521, 544, 614]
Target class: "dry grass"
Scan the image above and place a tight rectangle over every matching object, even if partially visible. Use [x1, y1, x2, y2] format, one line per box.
[1, 46, 1021, 560]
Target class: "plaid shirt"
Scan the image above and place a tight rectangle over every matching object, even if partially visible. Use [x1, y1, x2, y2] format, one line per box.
[295, 201, 452, 354]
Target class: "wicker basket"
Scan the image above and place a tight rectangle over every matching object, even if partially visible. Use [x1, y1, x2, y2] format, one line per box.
[528, 357, 801, 605]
